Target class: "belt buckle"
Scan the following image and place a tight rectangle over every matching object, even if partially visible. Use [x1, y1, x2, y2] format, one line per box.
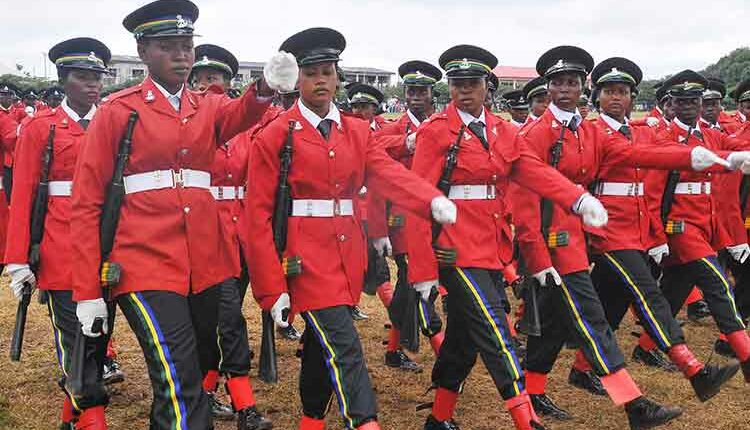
[334, 200, 341, 216]
[686, 183, 693, 194]
[463, 185, 471, 199]
[217, 187, 224, 199]
[487, 184, 496, 199]
[627, 182, 635, 196]
[305, 200, 314, 216]
[172, 169, 185, 188]
[702, 182, 709, 194]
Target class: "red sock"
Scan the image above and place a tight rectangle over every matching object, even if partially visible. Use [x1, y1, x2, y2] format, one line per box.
[638, 332, 658, 352]
[668, 344, 704, 378]
[376, 282, 394, 307]
[686, 287, 704, 305]
[357, 422, 381, 430]
[299, 416, 325, 430]
[438, 285, 447, 296]
[288, 312, 296, 325]
[573, 350, 592, 372]
[726, 330, 750, 362]
[600, 369, 642, 406]
[719, 333, 728, 342]
[503, 264, 520, 285]
[429, 332, 444, 354]
[226, 375, 256, 411]
[76, 406, 107, 430]
[203, 369, 219, 392]
[106, 339, 116, 360]
[61, 397, 75, 423]
[387, 328, 400, 352]
[506, 313, 518, 338]
[431, 387, 458, 422]
[505, 392, 541, 430]
[525, 371, 547, 395]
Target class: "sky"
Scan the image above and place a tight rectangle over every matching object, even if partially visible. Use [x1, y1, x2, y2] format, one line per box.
[1, 0, 747, 80]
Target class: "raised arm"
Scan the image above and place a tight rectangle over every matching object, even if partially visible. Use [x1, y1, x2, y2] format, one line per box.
[214, 83, 272, 145]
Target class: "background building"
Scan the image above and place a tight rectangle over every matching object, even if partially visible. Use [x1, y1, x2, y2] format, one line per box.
[492, 65, 538, 89]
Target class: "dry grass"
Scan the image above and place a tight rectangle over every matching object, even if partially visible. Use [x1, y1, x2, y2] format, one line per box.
[1, 273, 749, 430]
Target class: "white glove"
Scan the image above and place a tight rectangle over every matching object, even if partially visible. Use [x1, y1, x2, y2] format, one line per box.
[532, 267, 562, 287]
[739, 160, 750, 175]
[406, 133, 417, 153]
[413, 280, 437, 301]
[648, 243, 670, 265]
[76, 299, 109, 338]
[646, 117, 660, 127]
[372, 237, 392, 257]
[573, 193, 608, 227]
[727, 243, 750, 264]
[431, 196, 457, 225]
[726, 151, 750, 170]
[270, 293, 291, 328]
[7, 263, 36, 301]
[690, 146, 731, 171]
[263, 51, 299, 93]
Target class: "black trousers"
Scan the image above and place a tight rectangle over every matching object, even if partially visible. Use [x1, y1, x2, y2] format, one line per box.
[525, 271, 626, 376]
[300, 306, 377, 429]
[661, 255, 746, 334]
[3, 165, 12, 203]
[118, 291, 211, 430]
[239, 247, 250, 303]
[432, 267, 524, 400]
[189, 279, 252, 377]
[591, 250, 686, 351]
[727, 258, 750, 320]
[47, 290, 111, 411]
[388, 254, 442, 348]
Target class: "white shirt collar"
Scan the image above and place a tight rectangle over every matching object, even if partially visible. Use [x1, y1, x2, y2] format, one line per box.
[600, 113, 628, 131]
[406, 109, 422, 127]
[510, 118, 524, 127]
[656, 106, 663, 115]
[528, 113, 539, 122]
[61, 98, 96, 123]
[298, 100, 341, 130]
[548, 102, 582, 128]
[151, 78, 183, 111]
[739, 111, 747, 123]
[456, 107, 486, 126]
[673, 117, 701, 133]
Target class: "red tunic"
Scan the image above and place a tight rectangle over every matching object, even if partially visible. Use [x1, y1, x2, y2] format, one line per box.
[407, 103, 586, 283]
[246, 102, 440, 313]
[71, 78, 270, 301]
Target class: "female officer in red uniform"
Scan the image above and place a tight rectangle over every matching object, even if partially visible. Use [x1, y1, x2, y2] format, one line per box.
[6, 37, 111, 430]
[246, 27, 456, 430]
[406, 44, 606, 430]
[70, 1, 290, 429]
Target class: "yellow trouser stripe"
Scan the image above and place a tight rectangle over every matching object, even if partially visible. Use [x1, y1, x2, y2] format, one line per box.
[701, 258, 745, 327]
[604, 253, 672, 348]
[48, 294, 82, 412]
[559, 281, 610, 373]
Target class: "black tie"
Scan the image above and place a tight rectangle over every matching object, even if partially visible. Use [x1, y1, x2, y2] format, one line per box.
[619, 124, 632, 140]
[467, 121, 489, 150]
[78, 119, 90, 130]
[567, 118, 580, 132]
[693, 129, 704, 141]
[317, 119, 333, 141]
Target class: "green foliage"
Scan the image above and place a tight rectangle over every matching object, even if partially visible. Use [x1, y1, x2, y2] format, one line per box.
[0, 73, 54, 93]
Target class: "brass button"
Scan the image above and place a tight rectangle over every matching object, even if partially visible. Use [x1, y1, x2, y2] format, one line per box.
[232, 216, 238, 222]
[183, 207, 190, 214]
[329, 150, 335, 158]
[180, 148, 189, 155]
[339, 234, 346, 242]
[182, 118, 188, 124]
[228, 173, 233, 179]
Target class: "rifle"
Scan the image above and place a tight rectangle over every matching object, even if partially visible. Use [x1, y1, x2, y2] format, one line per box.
[66, 111, 138, 408]
[431, 125, 464, 266]
[259, 121, 297, 384]
[10, 124, 55, 361]
[660, 126, 692, 234]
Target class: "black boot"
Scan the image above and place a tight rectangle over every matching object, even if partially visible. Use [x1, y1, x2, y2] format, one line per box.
[385, 350, 422, 372]
[568, 368, 606, 395]
[632, 346, 678, 372]
[625, 397, 682, 430]
[59, 423, 75, 430]
[208, 392, 235, 421]
[424, 415, 460, 429]
[102, 357, 125, 385]
[690, 362, 741, 402]
[530, 394, 573, 420]
[237, 406, 273, 430]
[687, 300, 711, 322]
[277, 323, 302, 341]
[741, 358, 750, 382]
[351, 305, 369, 321]
[714, 339, 737, 358]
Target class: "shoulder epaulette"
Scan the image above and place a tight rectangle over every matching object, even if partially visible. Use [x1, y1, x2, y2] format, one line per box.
[101, 83, 143, 104]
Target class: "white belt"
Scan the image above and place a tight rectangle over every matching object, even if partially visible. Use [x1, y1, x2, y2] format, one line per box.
[674, 182, 711, 195]
[210, 186, 245, 201]
[48, 180, 73, 196]
[0, 176, 4, 190]
[448, 184, 496, 200]
[291, 199, 354, 217]
[124, 169, 211, 195]
[596, 182, 644, 197]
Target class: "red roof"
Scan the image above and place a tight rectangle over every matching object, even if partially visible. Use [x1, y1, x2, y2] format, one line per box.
[493, 66, 538, 80]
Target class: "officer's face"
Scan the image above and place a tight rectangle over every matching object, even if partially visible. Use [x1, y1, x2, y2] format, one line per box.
[449, 77, 486, 117]
[24, 97, 36, 107]
[701, 98, 721, 124]
[0, 93, 12, 108]
[598, 83, 632, 122]
[138, 36, 195, 89]
[548, 73, 583, 111]
[672, 97, 702, 126]
[46, 95, 64, 108]
[191, 68, 230, 92]
[63, 69, 103, 109]
[530, 93, 550, 117]
[739, 100, 750, 118]
[405, 85, 431, 118]
[298, 61, 337, 109]
[509, 107, 529, 123]
[663, 98, 675, 121]
[351, 103, 377, 121]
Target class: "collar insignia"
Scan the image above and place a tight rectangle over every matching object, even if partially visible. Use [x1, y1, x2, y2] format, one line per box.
[145, 90, 155, 102]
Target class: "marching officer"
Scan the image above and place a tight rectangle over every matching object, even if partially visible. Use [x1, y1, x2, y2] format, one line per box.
[406, 44, 607, 430]
[245, 27, 457, 430]
[521, 76, 549, 127]
[6, 37, 112, 430]
[348, 83, 386, 131]
[188, 43, 272, 427]
[730, 78, 750, 125]
[631, 82, 672, 129]
[43, 86, 66, 110]
[70, 1, 289, 428]
[0, 82, 18, 202]
[501, 89, 529, 127]
[512, 47, 737, 429]
[701, 78, 739, 133]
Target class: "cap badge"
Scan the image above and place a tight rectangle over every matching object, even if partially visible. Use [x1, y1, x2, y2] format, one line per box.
[88, 52, 98, 62]
[554, 59, 564, 68]
[459, 58, 470, 69]
[1, 86, 7, 91]
[611, 67, 619, 73]
[145, 90, 155, 102]
[200, 56, 210, 65]
[415, 70, 424, 78]
[176, 15, 188, 28]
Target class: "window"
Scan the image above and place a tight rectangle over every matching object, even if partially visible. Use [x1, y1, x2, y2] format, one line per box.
[235, 73, 244, 82]
[108, 68, 118, 77]
[131, 69, 145, 79]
